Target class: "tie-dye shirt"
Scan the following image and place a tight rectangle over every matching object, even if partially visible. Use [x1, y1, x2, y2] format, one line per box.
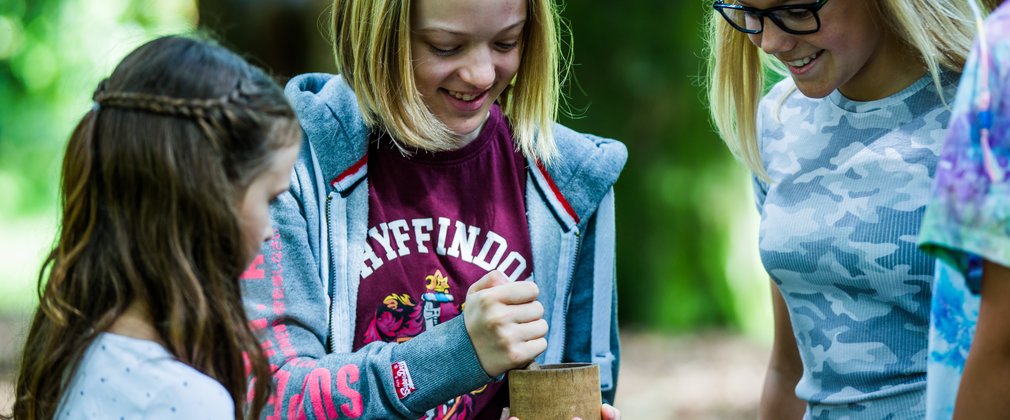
[918, 4, 1010, 419]
[755, 73, 957, 419]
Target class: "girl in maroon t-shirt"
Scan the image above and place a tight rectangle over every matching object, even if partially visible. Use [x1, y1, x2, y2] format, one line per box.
[351, 2, 556, 416]
[242, 0, 625, 418]
[359, 103, 536, 418]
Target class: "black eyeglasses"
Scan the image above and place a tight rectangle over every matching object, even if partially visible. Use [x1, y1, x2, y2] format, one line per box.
[713, 0, 830, 35]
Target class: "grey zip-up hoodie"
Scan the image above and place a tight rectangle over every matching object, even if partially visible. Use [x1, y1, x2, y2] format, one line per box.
[242, 73, 626, 419]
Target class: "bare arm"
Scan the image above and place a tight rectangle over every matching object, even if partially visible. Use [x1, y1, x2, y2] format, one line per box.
[953, 260, 1010, 419]
[759, 280, 805, 420]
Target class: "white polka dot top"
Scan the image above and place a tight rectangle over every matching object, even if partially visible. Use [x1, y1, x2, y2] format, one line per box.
[55, 332, 234, 419]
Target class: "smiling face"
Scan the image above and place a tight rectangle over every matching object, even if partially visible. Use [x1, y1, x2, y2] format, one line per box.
[410, 0, 526, 141]
[743, 0, 920, 100]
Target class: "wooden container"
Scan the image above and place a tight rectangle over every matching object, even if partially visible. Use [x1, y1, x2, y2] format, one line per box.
[508, 363, 601, 420]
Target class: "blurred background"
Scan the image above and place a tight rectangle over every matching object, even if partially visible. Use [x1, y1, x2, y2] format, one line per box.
[0, 0, 773, 418]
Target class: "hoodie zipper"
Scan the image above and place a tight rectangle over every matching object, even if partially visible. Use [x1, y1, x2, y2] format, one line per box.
[553, 227, 580, 361]
[326, 192, 338, 353]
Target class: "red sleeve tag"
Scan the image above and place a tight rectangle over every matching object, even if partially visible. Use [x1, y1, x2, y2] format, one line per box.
[391, 361, 416, 399]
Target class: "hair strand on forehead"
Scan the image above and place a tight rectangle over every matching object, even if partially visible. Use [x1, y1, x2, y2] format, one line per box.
[331, 0, 571, 164]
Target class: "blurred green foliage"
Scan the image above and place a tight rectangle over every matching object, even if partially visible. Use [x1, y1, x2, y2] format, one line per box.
[0, 0, 770, 337]
[0, 0, 198, 313]
[558, 1, 768, 334]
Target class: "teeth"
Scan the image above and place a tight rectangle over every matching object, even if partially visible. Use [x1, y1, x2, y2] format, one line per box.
[786, 51, 820, 67]
[449, 90, 478, 101]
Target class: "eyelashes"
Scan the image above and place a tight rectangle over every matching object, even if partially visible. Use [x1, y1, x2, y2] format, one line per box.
[430, 45, 461, 56]
[495, 41, 519, 52]
[427, 41, 519, 57]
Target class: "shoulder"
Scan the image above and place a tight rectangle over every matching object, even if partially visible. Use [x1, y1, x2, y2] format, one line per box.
[986, 3, 1010, 38]
[142, 368, 233, 419]
[755, 77, 809, 145]
[131, 342, 234, 419]
[284, 73, 363, 130]
[541, 123, 627, 221]
[759, 77, 800, 111]
[765, 77, 797, 99]
[984, 5, 1010, 82]
[551, 123, 627, 177]
[56, 334, 232, 420]
[285, 73, 369, 187]
[754, 78, 801, 154]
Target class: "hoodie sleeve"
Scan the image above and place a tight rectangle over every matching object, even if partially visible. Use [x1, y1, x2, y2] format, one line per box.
[241, 140, 493, 419]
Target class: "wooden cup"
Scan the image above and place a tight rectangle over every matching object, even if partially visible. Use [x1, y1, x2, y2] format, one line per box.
[508, 363, 601, 420]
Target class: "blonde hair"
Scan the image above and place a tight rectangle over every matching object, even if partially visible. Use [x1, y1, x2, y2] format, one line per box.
[331, 0, 570, 163]
[705, 0, 980, 179]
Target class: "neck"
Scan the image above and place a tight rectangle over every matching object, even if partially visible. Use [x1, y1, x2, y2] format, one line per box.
[457, 126, 482, 146]
[451, 110, 491, 149]
[839, 29, 926, 101]
[107, 301, 163, 344]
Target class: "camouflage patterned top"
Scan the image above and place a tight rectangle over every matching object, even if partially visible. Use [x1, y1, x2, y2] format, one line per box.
[919, 4, 1010, 419]
[755, 74, 957, 419]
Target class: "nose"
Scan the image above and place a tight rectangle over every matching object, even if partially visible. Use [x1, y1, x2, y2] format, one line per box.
[458, 48, 495, 90]
[750, 20, 794, 55]
[261, 222, 273, 243]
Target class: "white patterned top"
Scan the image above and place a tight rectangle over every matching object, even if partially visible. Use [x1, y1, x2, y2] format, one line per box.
[55, 333, 233, 420]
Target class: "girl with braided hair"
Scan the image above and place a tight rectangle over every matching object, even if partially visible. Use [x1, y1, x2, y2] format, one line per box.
[7, 35, 301, 419]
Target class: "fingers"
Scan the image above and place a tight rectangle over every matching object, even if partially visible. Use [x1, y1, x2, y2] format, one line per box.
[464, 272, 546, 376]
[468, 270, 509, 295]
[504, 403, 618, 420]
[467, 271, 539, 303]
[517, 337, 547, 360]
[465, 309, 544, 373]
[465, 281, 539, 324]
[478, 280, 539, 305]
[602, 404, 622, 420]
[510, 300, 545, 324]
[497, 281, 539, 304]
[512, 319, 549, 342]
[470, 296, 545, 329]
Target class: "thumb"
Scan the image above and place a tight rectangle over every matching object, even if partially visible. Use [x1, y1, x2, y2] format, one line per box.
[602, 404, 620, 420]
[467, 270, 508, 296]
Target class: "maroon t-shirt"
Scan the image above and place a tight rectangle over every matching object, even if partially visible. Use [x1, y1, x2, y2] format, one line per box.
[354, 105, 533, 420]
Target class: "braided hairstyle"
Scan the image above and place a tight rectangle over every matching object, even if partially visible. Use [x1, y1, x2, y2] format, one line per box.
[10, 35, 299, 420]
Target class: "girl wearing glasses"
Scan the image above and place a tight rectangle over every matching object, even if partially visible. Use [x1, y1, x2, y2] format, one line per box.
[706, 0, 979, 418]
[919, 1, 1010, 418]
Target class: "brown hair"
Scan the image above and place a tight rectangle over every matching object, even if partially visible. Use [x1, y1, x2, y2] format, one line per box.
[8, 35, 299, 419]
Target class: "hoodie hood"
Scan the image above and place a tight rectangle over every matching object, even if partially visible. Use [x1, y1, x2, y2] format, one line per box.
[285, 72, 627, 225]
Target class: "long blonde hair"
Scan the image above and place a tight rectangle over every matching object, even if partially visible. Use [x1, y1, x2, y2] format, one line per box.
[705, 0, 980, 179]
[331, 0, 571, 163]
